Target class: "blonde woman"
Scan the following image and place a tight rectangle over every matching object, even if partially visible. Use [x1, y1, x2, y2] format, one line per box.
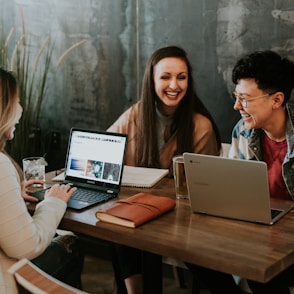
[0, 68, 83, 293]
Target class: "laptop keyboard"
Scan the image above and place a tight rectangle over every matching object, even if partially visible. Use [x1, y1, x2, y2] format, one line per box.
[271, 209, 282, 219]
[31, 187, 115, 206]
[71, 188, 115, 204]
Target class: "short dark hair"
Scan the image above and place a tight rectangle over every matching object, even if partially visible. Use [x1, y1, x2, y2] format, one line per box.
[232, 50, 294, 104]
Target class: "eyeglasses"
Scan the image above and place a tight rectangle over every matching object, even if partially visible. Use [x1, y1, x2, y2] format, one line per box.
[231, 91, 276, 108]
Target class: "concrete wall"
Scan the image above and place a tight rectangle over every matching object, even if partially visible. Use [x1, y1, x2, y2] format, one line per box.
[1, 0, 294, 167]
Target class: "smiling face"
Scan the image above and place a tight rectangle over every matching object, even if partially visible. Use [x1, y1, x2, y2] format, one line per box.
[153, 57, 188, 116]
[233, 78, 277, 130]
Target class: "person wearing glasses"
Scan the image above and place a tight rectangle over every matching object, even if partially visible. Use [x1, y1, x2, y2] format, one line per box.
[230, 50, 294, 202]
[229, 50, 294, 293]
[187, 50, 294, 294]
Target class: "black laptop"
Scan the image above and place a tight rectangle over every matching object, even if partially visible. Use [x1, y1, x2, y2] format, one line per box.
[32, 128, 127, 209]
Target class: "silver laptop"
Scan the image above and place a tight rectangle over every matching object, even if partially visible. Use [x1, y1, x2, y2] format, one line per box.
[183, 153, 293, 225]
[32, 128, 127, 210]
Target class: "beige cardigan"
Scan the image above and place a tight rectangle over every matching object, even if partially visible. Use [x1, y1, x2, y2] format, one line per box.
[0, 152, 67, 293]
[108, 101, 219, 173]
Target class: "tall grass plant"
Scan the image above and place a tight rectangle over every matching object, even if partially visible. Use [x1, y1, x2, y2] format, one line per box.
[0, 8, 86, 165]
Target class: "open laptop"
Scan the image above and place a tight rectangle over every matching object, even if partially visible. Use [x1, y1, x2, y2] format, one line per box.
[183, 153, 293, 225]
[32, 128, 127, 210]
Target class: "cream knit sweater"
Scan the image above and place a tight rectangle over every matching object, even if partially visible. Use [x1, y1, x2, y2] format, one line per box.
[0, 152, 67, 293]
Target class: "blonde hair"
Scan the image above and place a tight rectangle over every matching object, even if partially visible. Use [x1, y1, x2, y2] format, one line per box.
[0, 68, 23, 180]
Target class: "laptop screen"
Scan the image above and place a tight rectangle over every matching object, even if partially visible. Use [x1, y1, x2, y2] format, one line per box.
[64, 128, 127, 190]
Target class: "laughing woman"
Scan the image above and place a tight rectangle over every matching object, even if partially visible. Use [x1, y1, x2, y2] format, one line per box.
[107, 46, 222, 294]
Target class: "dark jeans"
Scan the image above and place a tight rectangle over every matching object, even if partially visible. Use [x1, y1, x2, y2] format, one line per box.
[111, 244, 163, 294]
[111, 244, 141, 294]
[31, 234, 84, 288]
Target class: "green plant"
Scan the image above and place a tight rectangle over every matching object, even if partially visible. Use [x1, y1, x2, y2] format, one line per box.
[0, 8, 86, 165]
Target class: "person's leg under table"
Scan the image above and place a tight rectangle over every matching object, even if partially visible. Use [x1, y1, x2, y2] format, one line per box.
[141, 250, 162, 294]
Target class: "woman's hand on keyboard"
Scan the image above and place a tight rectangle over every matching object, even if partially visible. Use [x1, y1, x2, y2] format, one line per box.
[45, 184, 77, 203]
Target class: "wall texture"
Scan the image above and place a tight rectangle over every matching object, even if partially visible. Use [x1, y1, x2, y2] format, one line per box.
[1, 0, 294, 168]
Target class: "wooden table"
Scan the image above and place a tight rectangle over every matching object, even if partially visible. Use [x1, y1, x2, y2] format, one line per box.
[29, 171, 294, 287]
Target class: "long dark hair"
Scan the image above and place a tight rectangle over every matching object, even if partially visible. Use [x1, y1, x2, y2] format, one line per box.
[136, 46, 221, 167]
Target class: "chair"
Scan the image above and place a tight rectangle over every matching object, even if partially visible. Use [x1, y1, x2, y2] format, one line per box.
[8, 258, 89, 294]
[221, 142, 231, 157]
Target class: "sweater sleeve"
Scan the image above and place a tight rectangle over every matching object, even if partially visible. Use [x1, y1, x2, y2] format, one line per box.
[0, 153, 66, 260]
[192, 113, 220, 156]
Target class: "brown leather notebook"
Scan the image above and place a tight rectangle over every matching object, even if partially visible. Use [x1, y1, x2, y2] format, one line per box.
[95, 192, 176, 228]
